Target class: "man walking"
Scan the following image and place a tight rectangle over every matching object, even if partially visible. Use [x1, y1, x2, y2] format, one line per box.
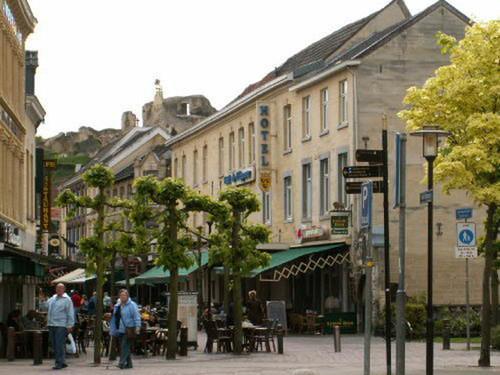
[47, 283, 74, 370]
[110, 289, 141, 369]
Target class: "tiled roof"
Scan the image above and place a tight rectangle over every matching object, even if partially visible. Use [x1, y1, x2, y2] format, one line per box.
[101, 128, 154, 164]
[115, 163, 134, 182]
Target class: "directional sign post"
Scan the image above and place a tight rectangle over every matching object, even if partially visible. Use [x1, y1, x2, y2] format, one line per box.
[346, 180, 384, 194]
[356, 149, 384, 164]
[456, 208, 473, 220]
[420, 190, 433, 204]
[343, 165, 383, 179]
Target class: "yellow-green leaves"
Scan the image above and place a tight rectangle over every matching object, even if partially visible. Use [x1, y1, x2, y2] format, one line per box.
[399, 21, 500, 206]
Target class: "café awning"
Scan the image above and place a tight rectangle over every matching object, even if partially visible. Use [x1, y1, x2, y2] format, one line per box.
[251, 243, 348, 282]
[52, 268, 88, 284]
[135, 251, 209, 285]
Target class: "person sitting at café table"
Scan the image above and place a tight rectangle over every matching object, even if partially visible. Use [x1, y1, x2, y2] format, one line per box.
[6, 309, 23, 331]
[21, 310, 40, 330]
[246, 290, 264, 325]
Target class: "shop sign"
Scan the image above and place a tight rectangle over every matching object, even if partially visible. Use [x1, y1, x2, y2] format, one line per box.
[41, 174, 51, 231]
[259, 170, 272, 191]
[43, 159, 57, 169]
[296, 225, 329, 243]
[223, 166, 255, 186]
[331, 211, 350, 235]
[322, 312, 357, 334]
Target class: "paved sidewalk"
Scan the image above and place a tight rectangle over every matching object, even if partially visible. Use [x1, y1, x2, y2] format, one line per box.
[0, 334, 498, 374]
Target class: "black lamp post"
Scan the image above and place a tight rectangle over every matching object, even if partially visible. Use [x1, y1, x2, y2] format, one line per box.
[410, 126, 449, 375]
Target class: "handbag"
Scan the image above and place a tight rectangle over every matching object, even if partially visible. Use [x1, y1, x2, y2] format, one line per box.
[120, 314, 137, 340]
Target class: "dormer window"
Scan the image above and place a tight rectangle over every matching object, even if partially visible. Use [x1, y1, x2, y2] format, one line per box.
[180, 102, 190, 116]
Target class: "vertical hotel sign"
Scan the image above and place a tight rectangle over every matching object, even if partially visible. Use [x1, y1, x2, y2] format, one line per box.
[41, 160, 57, 232]
[257, 102, 272, 191]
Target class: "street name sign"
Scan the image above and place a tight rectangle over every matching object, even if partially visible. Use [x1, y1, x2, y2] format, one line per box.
[360, 181, 373, 229]
[343, 165, 383, 179]
[346, 180, 384, 194]
[419, 190, 433, 204]
[456, 208, 473, 220]
[355, 149, 384, 163]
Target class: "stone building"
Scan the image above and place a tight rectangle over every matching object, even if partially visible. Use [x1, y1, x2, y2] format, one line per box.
[0, 0, 45, 320]
[166, 0, 485, 318]
[59, 85, 214, 264]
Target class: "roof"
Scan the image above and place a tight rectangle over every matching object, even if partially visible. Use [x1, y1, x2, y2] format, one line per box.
[328, 0, 470, 64]
[135, 251, 209, 285]
[236, 0, 411, 100]
[115, 164, 134, 182]
[250, 244, 345, 277]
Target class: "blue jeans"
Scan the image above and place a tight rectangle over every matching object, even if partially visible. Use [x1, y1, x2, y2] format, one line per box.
[49, 326, 67, 368]
[118, 334, 133, 368]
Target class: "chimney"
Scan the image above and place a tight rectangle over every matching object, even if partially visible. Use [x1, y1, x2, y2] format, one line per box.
[25, 51, 39, 96]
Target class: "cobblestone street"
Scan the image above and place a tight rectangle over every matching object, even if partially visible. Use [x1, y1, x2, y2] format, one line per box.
[0, 334, 499, 375]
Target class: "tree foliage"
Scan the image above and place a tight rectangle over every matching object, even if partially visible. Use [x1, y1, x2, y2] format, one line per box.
[399, 21, 500, 367]
[209, 187, 271, 354]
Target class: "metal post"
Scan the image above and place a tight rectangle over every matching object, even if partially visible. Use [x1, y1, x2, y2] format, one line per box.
[442, 319, 450, 350]
[464, 217, 471, 351]
[33, 331, 43, 365]
[6, 327, 15, 361]
[334, 325, 341, 352]
[364, 232, 373, 375]
[396, 134, 407, 375]
[277, 324, 284, 354]
[179, 326, 188, 356]
[466, 257, 471, 350]
[382, 125, 392, 375]
[426, 157, 435, 375]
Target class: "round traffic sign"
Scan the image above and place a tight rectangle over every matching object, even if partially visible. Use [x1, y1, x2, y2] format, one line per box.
[458, 229, 474, 245]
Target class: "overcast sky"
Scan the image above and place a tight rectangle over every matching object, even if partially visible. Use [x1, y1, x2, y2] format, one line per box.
[27, 0, 499, 138]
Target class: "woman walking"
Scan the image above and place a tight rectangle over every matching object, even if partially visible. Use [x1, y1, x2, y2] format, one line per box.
[110, 289, 141, 369]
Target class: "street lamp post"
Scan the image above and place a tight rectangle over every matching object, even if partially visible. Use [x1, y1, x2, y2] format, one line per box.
[410, 126, 449, 375]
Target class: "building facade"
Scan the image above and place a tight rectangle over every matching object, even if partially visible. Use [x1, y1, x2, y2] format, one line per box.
[167, 0, 485, 316]
[0, 0, 46, 320]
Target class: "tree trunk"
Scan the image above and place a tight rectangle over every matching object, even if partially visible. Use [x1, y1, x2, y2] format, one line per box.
[124, 255, 130, 291]
[231, 208, 243, 354]
[223, 268, 230, 315]
[166, 267, 179, 360]
[93, 254, 104, 364]
[478, 203, 497, 367]
[233, 273, 243, 354]
[109, 251, 117, 298]
[492, 272, 499, 327]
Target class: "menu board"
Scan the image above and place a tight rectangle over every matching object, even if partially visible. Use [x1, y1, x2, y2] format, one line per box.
[266, 300, 287, 332]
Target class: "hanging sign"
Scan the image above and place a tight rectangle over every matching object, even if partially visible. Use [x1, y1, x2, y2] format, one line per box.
[331, 211, 350, 235]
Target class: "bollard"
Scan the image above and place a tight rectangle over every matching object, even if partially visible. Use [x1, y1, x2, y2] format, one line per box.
[179, 326, 188, 356]
[33, 331, 43, 365]
[333, 325, 341, 352]
[6, 327, 15, 361]
[442, 319, 450, 350]
[277, 324, 284, 354]
[109, 336, 118, 361]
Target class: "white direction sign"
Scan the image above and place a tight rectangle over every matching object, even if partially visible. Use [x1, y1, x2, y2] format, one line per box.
[456, 222, 477, 258]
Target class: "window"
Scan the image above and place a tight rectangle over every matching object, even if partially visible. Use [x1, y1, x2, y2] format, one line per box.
[229, 132, 235, 171]
[193, 149, 198, 185]
[284, 176, 293, 221]
[283, 104, 292, 151]
[180, 102, 190, 116]
[338, 153, 348, 207]
[320, 88, 329, 132]
[238, 127, 245, 168]
[339, 80, 348, 125]
[181, 155, 186, 180]
[218, 137, 224, 176]
[248, 122, 256, 163]
[320, 158, 330, 216]
[302, 163, 312, 220]
[173, 157, 178, 178]
[202, 145, 208, 182]
[263, 191, 271, 224]
[302, 96, 311, 139]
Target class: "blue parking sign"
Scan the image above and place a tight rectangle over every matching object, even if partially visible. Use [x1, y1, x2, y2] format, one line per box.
[361, 181, 373, 229]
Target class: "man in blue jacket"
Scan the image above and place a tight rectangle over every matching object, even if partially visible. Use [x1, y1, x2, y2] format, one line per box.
[47, 283, 74, 370]
[110, 289, 141, 369]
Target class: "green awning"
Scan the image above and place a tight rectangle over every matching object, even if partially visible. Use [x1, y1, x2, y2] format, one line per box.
[251, 243, 347, 281]
[135, 251, 209, 285]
